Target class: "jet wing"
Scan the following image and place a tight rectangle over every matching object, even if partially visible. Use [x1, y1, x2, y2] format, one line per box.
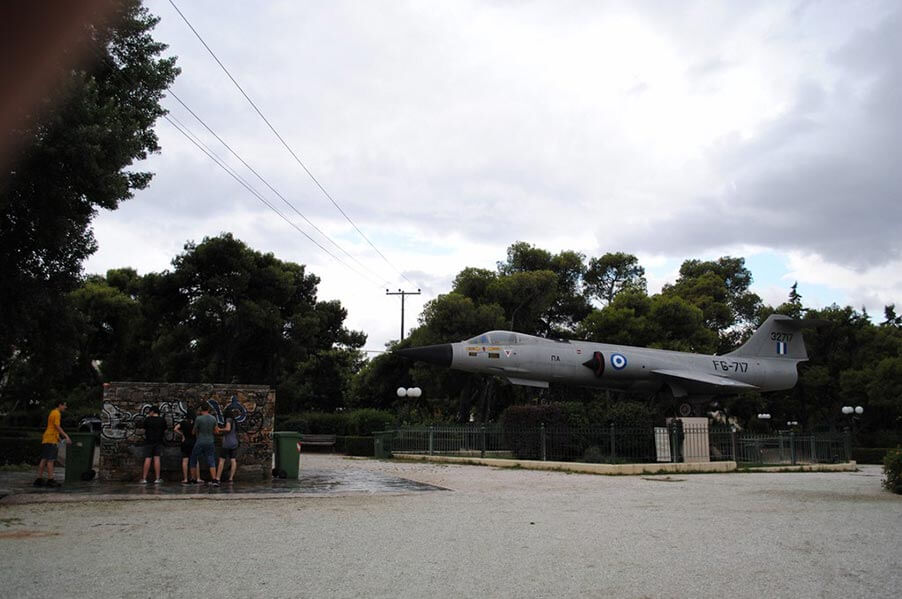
[651, 369, 760, 391]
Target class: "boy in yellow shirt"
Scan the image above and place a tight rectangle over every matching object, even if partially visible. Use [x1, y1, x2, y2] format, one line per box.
[34, 400, 71, 487]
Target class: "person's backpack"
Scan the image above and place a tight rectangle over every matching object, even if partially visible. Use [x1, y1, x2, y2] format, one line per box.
[222, 418, 239, 449]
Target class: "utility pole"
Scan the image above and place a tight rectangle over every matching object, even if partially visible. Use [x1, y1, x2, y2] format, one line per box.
[386, 288, 421, 340]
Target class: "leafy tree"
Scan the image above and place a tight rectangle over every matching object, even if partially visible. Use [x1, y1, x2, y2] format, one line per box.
[882, 304, 902, 327]
[58, 235, 366, 415]
[584, 252, 647, 305]
[663, 256, 762, 352]
[0, 0, 178, 408]
[496, 241, 592, 333]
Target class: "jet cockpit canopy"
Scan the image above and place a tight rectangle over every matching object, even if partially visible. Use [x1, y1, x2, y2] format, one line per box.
[465, 330, 544, 345]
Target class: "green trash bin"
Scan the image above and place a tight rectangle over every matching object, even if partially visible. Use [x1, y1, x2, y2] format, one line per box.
[272, 431, 302, 479]
[64, 432, 97, 483]
[374, 431, 394, 459]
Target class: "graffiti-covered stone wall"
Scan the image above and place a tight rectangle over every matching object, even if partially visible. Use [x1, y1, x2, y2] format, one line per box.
[100, 382, 275, 481]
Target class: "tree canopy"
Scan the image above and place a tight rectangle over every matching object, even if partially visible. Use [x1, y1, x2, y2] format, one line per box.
[353, 243, 901, 437]
[1, 0, 178, 408]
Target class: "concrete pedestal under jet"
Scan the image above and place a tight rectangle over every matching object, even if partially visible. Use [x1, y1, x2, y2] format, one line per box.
[395, 314, 813, 413]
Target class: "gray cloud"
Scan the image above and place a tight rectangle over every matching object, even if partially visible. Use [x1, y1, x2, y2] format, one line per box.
[607, 8, 902, 269]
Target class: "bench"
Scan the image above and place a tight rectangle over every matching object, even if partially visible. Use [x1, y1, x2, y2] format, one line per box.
[299, 434, 337, 449]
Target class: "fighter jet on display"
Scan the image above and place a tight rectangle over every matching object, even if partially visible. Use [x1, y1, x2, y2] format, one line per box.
[395, 314, 812, 415]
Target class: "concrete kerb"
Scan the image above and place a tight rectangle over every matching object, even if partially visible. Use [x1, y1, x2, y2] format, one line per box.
[393, 454, 738, 475]
[738, 461, 858, 473]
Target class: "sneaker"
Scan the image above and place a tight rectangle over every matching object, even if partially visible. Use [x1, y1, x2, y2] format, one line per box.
[46, 479, 60, 488]
[212, 479, 220, 487]
[189, 479, 199, 485]
[139, 479, 148, 484]
[33, 478, 45, 487]
[154, 479, 164, 484]
[180, 480, 190, 485]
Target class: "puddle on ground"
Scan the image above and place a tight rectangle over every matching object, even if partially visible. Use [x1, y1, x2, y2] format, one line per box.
[1, 468, 446, 498]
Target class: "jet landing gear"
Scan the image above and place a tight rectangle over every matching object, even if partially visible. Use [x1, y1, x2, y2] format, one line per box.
[655, 385, 710, 417]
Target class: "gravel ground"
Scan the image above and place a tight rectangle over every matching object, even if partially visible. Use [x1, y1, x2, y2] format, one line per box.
[0, 455, 899, 599]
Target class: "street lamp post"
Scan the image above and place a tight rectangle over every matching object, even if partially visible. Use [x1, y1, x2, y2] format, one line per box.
[841, 406, 863, 462]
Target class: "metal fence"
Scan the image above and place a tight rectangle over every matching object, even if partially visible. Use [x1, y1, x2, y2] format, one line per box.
[389, 424, 851, 465]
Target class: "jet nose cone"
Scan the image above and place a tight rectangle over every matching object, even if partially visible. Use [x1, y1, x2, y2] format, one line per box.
[394, 344, 453, 367]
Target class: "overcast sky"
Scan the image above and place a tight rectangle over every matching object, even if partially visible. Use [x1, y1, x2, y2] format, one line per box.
[85, 0, 901, 352]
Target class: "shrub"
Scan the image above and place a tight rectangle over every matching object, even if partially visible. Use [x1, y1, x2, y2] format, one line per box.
[305, 412, 350, 435]
[346, 409, 395, 436]
[883, 448, 902, 494]
[0, 436, 42, 465]
[337, 436, 374, 457]
[582, 445, 604, 463]
[852, 447, 891, 465]
[277, 417, 308, 434]
[500, 405, 566, 459]
[278, 409, 396, 436]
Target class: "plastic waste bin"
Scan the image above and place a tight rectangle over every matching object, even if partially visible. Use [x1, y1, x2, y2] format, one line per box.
[373, 431, 394, 459]
[64, 432, 97, 483]
[272, 431, 302, 479]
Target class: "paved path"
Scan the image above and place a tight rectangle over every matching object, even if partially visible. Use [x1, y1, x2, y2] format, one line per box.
[0, 455, 899, 598]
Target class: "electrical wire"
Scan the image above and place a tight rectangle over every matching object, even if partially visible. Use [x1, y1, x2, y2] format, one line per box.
[88, 41, 390, 288]
[167, 0, 421, 289]
[166, 88, 391, 287]
[163, 113, 386, 286]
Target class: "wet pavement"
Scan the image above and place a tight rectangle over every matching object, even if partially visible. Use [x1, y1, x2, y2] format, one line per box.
[0, 466, 446, 502]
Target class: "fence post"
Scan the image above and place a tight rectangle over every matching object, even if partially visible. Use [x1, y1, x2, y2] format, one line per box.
[843, 427, 852, 462]
[809, 434, 816, 464]
[540, 422, 546, 461]
[730, 427, 737, 462]
[428, 425, 434, 456]
[480, 424, 486, 459]
[609, 423, 616, 462]
[790, 431, 796, 465]
[669, 422, 677, 463]
[779, 431, 785, 462]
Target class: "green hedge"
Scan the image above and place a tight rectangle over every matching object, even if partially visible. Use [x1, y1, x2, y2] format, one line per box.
[883, 449, 902, 494]
[278, 409, 395, 437]
[0, 436, 43, 465]
[852, 447, 893, 465]
[336, 436, 375, 457]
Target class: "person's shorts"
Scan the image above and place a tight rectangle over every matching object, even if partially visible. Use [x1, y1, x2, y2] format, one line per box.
[40, 443, 59, 461]
[189, 443, 216, 468]
[180, 442, 194, 458]
[222, 447, 238, 460]
[144, 443, 163, 459]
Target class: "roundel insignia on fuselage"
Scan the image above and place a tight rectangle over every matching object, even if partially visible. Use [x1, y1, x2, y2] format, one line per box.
[610, 353, 627, 370]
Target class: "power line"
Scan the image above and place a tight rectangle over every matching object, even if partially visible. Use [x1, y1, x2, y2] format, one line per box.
[164, 113, 385, 286]
[166, 88, 391, 287]
[88, 42, 389, 288]
[167, 0, 420, 289]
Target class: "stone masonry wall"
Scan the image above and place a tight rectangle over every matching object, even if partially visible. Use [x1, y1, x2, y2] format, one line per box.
[100, 382, 275, 481]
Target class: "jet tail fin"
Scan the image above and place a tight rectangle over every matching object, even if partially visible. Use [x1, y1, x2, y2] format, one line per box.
[726, 314, 816, 361]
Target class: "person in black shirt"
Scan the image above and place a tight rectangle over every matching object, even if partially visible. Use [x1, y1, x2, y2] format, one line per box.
[174, 409, 196, 484]
[140, 406, 167, 484]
